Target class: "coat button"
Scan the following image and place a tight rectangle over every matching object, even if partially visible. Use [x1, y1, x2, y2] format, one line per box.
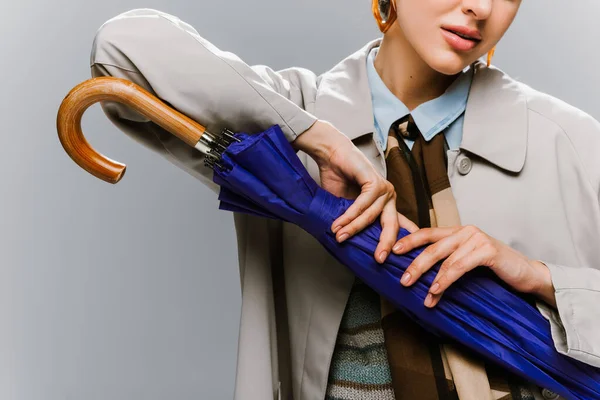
[541, 388, 559, 399]
[457, 154, 472, 175]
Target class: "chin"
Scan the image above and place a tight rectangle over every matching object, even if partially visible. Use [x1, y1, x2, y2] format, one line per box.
[425, 50, 473, 75]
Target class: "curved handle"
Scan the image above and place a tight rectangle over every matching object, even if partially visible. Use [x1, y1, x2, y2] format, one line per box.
[56, 76, 208, 184]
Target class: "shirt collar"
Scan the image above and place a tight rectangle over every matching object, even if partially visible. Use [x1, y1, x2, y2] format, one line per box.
[366, 46, 474, 148]
[314, 37, 527, 174]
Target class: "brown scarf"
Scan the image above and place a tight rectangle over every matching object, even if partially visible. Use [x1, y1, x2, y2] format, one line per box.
[379, 115, 533, 400]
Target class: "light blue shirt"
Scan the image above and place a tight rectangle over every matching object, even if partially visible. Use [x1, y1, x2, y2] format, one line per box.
[366, 46, 474, 152]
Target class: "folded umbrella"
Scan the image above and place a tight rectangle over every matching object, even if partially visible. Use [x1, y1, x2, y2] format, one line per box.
[211, 124, 600, 400]
[57, 77, 600, 400]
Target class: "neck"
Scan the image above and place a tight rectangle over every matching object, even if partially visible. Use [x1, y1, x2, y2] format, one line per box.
[374, 25, 459, 111]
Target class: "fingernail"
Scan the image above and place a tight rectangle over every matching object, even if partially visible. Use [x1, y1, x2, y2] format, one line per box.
[430, 282, 440, 294]
[393, 243, 403, 253]
[425, 293, 433, 307]
[332, 225, 341, 233]
[338, 233, 349, 243]
[378, 251, 387, 263]
[400, 272, 411, 286]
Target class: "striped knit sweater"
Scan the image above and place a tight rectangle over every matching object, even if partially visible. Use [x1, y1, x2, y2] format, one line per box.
[325, 279, 395, 399]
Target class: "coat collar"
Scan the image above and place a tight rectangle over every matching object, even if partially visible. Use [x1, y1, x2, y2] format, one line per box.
[313, 38, 528, 173]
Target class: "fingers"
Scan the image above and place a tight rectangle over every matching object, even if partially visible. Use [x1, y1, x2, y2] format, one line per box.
[425, 238, 478, 307]
[397, 212, 419, 234]
[387, 223, 499, 308]
[393, 226, 462, 255]
[400, 226, 477, 287]
[332, 180, 394, 242]
[335, 194, 387, 242]
[374, 198, 401, 263]
[426, 238, 491, 307]
[326, 144, 399, 249]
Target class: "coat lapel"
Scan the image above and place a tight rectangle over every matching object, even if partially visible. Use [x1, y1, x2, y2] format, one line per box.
[461, 62, 528, 173]
[313, 38, 386, 176]
[313, 38, 528, 177]
[313, 38, 380, 141]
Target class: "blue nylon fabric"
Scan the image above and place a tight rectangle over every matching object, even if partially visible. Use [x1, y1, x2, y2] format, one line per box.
[212, 124, 600, 400]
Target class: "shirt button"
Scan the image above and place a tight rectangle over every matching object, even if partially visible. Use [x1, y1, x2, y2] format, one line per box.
[457, 154, 472, 175]
[541, 388, 560, 400]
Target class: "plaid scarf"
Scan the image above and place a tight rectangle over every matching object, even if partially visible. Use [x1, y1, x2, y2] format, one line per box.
[379, 115, 534, 400]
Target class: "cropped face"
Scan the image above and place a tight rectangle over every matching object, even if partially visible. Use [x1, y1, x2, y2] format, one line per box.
[392, 0, 522, 74]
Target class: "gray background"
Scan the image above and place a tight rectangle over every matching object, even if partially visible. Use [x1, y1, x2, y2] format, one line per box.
[1, 0, 599, 399]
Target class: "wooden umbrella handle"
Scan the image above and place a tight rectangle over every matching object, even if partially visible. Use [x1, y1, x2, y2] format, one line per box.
[56, 76, 208, 184]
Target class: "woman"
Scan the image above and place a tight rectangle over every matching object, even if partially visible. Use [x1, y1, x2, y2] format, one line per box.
[89, 1, 600, 399]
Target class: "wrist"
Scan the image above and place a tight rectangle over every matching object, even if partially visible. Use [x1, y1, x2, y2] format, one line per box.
[291, 120, 346, 163]
[528, 260, 557, 308]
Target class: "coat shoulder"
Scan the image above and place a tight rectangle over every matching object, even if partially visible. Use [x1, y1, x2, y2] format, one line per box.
[506, 71, 600, 187]
[483, 63, 600, 135]
[519, 79, 600, 136]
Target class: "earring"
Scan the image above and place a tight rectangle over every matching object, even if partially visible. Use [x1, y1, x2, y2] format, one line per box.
[486, 46, 496, 67]
[372, 0, 397, 33]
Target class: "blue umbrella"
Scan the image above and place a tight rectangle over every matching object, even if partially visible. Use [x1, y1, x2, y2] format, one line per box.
[207, 124, 600, 400]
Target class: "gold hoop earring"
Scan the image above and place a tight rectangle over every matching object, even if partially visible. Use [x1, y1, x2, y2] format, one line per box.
[372, 0, 397, 33]
[486, 46, 496, 67]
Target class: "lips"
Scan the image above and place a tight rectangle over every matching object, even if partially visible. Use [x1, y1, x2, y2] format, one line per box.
[441, 26, 482, 41]
[440, 26, 482, 52]
[445, 29, 479, 41]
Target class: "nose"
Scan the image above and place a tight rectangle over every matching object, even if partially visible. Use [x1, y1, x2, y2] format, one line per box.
[461, 0, 493, 20]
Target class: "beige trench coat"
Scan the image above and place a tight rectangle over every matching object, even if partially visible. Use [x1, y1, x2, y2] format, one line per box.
[90, 8, 600, 400]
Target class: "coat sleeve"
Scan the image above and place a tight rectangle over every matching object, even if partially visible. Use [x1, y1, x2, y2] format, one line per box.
[89, 8, 319, 194]
[534, 264, 600, 368]
[534, 107, 600, 368]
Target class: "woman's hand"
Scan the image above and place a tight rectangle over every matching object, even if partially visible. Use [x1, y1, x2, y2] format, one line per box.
[292, 120, 418, 263]
[392, 225, 557, 308]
